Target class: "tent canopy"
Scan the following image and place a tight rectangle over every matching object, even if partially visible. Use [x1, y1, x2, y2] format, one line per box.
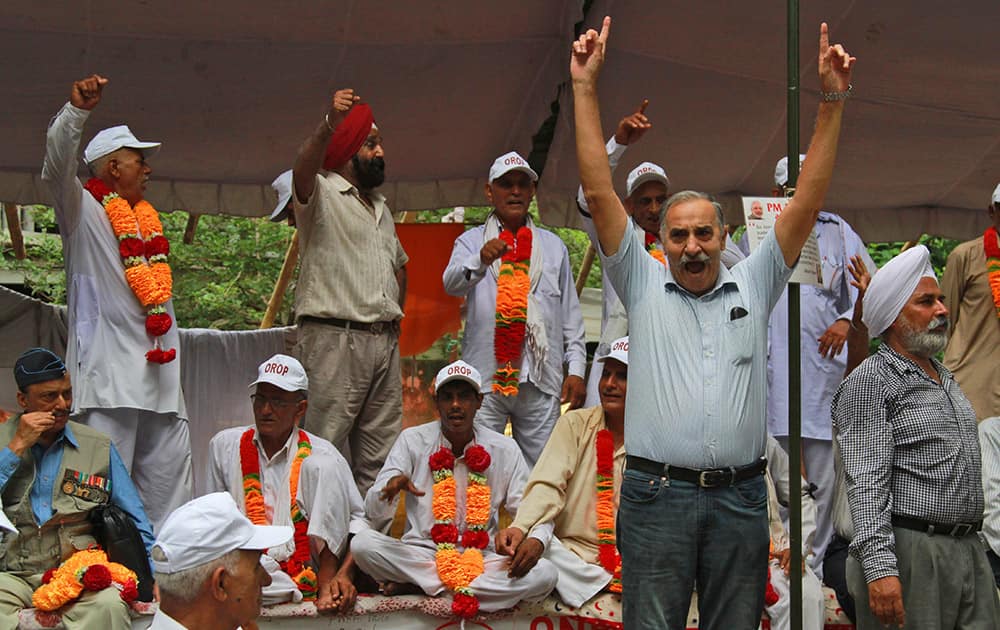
[2, 1, 998, 241]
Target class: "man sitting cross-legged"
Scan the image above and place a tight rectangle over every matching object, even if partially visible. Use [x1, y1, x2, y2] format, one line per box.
[351, 360, 557, 619]
[496, 336, 630, 607]
[207, 354, 366, 614]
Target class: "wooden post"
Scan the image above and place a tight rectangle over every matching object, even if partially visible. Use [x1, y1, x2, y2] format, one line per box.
[4, 204, 26, 259]
[260, 231, 299, 329]
[183, 213, 200, 245]
[575, 243, 596, 297]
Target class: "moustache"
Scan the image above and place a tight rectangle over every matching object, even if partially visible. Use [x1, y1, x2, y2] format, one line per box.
[679, 252, 711, 265]
[927, 316, 949, 333]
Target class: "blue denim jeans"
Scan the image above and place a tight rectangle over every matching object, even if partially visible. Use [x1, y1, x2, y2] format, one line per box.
[618, 468, 769, 630]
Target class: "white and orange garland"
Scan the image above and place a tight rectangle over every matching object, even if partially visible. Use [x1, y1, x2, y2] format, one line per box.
[985, 226, 1000, 318]
[84, 178, 176, 363]
[240, 428, 317, 599]
[430, 443, 492, 618]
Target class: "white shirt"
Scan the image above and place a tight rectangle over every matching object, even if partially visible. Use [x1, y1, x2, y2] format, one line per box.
[739, 212, 874, 439]
[42, 103, 186, 418]
[145, 609, 188, 630]
[207, 426, 366, 562]
[442, 227, 586, 397]
[365, 422, 552, 550]
[979, 417, 1000, 555]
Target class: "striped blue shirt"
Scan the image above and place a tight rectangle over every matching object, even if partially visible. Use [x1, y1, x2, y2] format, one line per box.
[602, 227, 792, 468]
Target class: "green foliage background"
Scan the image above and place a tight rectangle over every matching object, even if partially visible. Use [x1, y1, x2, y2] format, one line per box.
[0, 203, 963, 331]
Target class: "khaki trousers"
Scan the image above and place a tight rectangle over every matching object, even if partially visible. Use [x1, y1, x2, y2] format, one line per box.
[848, 526, 1000, 629]
[296, 319, 402, 495]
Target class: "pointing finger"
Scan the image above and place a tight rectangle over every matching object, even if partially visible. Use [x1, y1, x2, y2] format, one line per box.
[819, 22, 829, 53]
[598, 15, 611, 45]
[637, 98, 649, 114]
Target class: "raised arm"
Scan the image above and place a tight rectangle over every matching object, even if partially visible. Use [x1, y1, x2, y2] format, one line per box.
[571, 17, 630, 255]
[42, 75, 108, 233]
[773, 23, 856, 267]
[576, 100, 652, 219]
[293, 88, 361, 203]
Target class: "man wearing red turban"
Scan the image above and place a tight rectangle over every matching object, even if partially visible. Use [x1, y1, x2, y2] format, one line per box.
[290, 89, 408, 496]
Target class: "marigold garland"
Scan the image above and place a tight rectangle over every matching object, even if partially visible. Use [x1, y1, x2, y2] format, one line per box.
[32, 548, 138, 611]
[84, 178, 175, 363]
[429, 443, 492, 618]
[240, 428, 317, 599]
[644, 232, 666, 267]
[493, 227, 531, 396]
[984, 227, 1000, 318]
[595, 429, 622, 593]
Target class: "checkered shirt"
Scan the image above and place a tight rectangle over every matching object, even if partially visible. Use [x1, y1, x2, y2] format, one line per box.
[832, 343, 984, 583]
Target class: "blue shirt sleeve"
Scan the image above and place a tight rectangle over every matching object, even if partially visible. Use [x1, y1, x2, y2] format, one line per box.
[108, 444, 156, 555]
[0, 447, 21, 491]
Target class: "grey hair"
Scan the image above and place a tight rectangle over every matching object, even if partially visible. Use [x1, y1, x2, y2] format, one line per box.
[153, 547, 243, 604]
[87, 154, 112, 178]
[659, 190, 726, 236]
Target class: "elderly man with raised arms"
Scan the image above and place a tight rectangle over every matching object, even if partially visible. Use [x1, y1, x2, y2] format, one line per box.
[571, 16, 855, 630]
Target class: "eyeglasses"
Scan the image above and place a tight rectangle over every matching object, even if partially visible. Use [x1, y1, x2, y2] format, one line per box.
[251, 394, 301, 411]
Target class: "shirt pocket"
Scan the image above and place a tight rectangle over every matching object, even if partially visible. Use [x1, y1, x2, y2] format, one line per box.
[722, 314, 754, 365]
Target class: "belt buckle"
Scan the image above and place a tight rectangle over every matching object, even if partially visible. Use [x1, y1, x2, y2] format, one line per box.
[698, 470, 724, 488]
[950, 523, 973, 537]
[370, 321, 385, 334]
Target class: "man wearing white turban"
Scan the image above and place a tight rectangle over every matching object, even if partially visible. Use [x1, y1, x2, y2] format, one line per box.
[833, 245, 1000, 629]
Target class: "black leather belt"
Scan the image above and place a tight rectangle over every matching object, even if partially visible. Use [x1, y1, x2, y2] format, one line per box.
[625, 455, 767, 488]
[300, 315, 398, 334]
[891, 514, 982, 538]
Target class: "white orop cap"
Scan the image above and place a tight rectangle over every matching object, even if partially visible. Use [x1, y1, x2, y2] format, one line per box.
[269, 170, 293, 222]
[83, 125, 161, 164]
[774, 154, 807, 187]
[488, 151, 538, 183]
[626, 162, 670, 197]
[991, 182, 1000, 205]
[597, 336, 629, 366]
[249, 353, 309, 392]
[152, 493, 292, 574]
[434, 360, 482, 393]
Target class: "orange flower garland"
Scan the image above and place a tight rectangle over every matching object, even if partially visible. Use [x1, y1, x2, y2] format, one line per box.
[984, 227, 1000, 318]
[32, 548, 139, 611]
[644, 232, 666, 267]
[493, 227, 531, 396]
[84, 178, 176, 363]
[430, 443, 492, 618]
[240, 428, 317, 599]
[595, 429, 621, 592]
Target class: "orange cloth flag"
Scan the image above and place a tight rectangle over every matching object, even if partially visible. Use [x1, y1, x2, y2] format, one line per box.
[396, 224, 465, 357]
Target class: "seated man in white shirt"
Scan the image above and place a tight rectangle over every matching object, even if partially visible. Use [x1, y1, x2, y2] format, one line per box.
[207, 354, 366, 614]
[351, 361, 557, 619]
[496, 336, 631, 608]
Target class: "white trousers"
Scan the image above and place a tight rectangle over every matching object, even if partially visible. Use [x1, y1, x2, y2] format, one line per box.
[545, 537, 611, 608]
[776, 436, 835, 579]
[351, 529, 557, 612]
[78, 408, 192, 533]
[584, 360, 603, 408]
[474, 382, 561, 466]
[764, 558, 825, 630]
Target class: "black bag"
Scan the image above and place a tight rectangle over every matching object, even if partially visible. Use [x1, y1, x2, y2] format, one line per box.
[89, 503, 155, 602]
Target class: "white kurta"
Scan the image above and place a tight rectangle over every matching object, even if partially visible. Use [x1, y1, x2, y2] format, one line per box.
[207, 426, 366, 582]
[41, 102, 186, 418]
[739, 213, 873, 440]
[353, 422, 557, 611]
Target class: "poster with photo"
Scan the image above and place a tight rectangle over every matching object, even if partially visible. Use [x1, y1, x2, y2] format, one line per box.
[741, 197, 822, 287]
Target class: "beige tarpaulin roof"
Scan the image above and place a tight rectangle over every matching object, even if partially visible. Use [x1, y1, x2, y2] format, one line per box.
[2, 1, 998, 241]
